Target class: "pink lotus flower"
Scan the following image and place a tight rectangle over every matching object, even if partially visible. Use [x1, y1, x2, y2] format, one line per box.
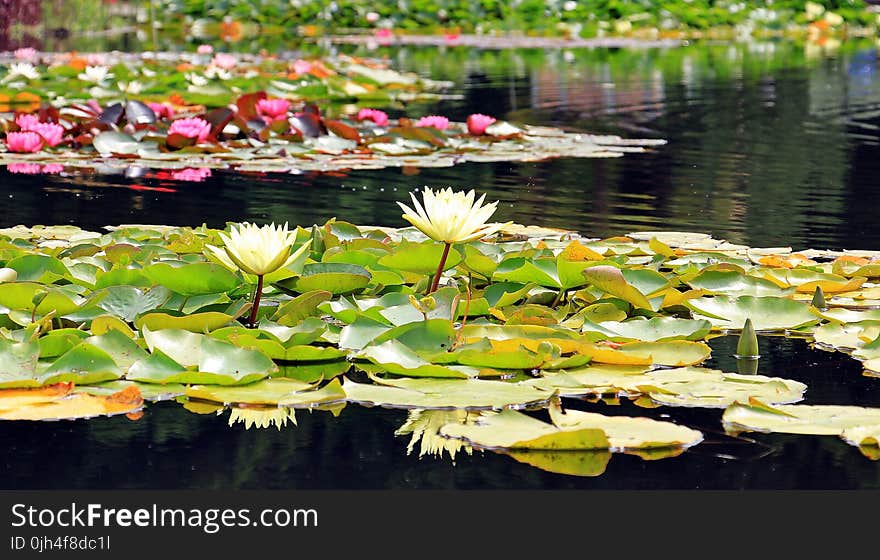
[146, 102, 175, 120]
[211, 53, 237, 70]
[375, 28, 393, 40]
[85, 53, 106, 66]
[14, 47, 37, 61]
[292, 59, 313, 75]
[171, 167, 212, 182]
[28, 122, 64, 147]
[466, 113, 496, 135]
[356, 108, 389, 126]
[256, 98, 291, 123]
[415, 115, 449, 130]
[5, 131, 43, 153]
[168, 117, 211, 143]
[15, 113, 41, 130]
[7, 163, 43, 174]
[197, 44, 214, 55]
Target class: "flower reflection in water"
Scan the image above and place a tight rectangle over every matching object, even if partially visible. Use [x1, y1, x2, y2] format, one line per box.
[170, 167, 212, 182]
[7, 163, 64, 174]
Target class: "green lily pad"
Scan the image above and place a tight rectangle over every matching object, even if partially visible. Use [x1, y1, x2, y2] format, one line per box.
[37, 329, 91, 358]
[0, 282, 84, 317]
[355, 340, 479, 378]
[142, 262, 241, 296]
[275, 360, 351, 383]
[377, 240, 463, 275]
[277, 263, 371, 295]
[134, 310, 235, 332]
[37, 343, 123, 386]
[581, 265, 657, 310]
[341, 375, 555, 409]
[722, 399, 880, 435]
[97, 285, 172, 323]
[126, 349, 188, 384]
[0, 338, 40, 388]
[184, 377, 312, 403]
[272, 290, 333, 326]
[84, 329, 150, 371]
[5, 254, 70, 283]
[593, 317, 712, 342]
[686, 270, 792, 297]
[140, 327, 276, 384]
[685, 296, 820, 331]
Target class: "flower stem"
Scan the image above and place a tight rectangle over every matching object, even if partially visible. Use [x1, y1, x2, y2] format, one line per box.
[247, 274, 264, 328]
[429, 242, 452, 294]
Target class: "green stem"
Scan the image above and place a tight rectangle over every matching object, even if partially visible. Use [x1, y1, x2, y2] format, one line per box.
[428, 242, 452, 295]
[552, 289, 566, 308]
[247, 274, 264, 328]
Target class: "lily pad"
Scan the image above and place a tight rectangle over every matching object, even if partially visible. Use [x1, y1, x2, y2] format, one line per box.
[722, 399, 880, 435]
[0, 384, 142, 421]
[185, 377, 344, 406]
[685, 296, 820, 331]
[341, 376, 555, 409]
[439, 404, 703, 450]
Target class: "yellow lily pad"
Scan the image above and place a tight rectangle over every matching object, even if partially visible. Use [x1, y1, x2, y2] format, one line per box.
[0, 385, 143, 421]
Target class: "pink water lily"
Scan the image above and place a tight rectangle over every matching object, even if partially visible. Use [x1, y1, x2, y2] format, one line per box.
[168, 117, 211, 143]
[15, 113, 41, 130]
[147, 102, 174, 120]
[5, 131, 43, 153]
[415, 115, 449, 130]
[15, 113, 66, 146]
[256, 98, 291, 123]
[197, 44, 214, 54]
[28, 122, 64, 147]
[13, 47, 37, 61]
[356, 108, 389, 126]
[467, 113, 496, 135]
[171, 167, 212, 182]
[211, 53, 237, 70]
[292, 59, 313, 75]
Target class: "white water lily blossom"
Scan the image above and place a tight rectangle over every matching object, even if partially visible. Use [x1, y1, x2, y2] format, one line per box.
[2, 62, 40, 82]
[398, 187, 511, 244]
[78, 65, 112, 83]
[206, 221, 305, 276]
[117, 80, 143, 94]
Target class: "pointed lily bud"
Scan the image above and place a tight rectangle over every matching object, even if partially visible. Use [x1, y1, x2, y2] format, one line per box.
[735, 318, 760, 358]
[811, 286, 826, 309]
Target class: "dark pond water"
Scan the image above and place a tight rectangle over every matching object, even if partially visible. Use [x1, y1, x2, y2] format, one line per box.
[2, 38, 880, 489]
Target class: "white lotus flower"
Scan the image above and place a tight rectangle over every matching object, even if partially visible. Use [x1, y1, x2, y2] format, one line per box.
[206, 222, 306, 276]
[78, 65, 112, 83]
[3, 62, 40, 82]
[186, 72, 209, 87]
[205, 66, 232, 81]
[397, 187, 511, 244]
[117, 80, 143, 94]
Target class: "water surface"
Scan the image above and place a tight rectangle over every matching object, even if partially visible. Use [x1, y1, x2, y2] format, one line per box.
[2, 39, 880, 489]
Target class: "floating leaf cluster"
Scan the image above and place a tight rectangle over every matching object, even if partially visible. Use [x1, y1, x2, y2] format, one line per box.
[0, 51, 664, 175]
[0, 221, 878, 473]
